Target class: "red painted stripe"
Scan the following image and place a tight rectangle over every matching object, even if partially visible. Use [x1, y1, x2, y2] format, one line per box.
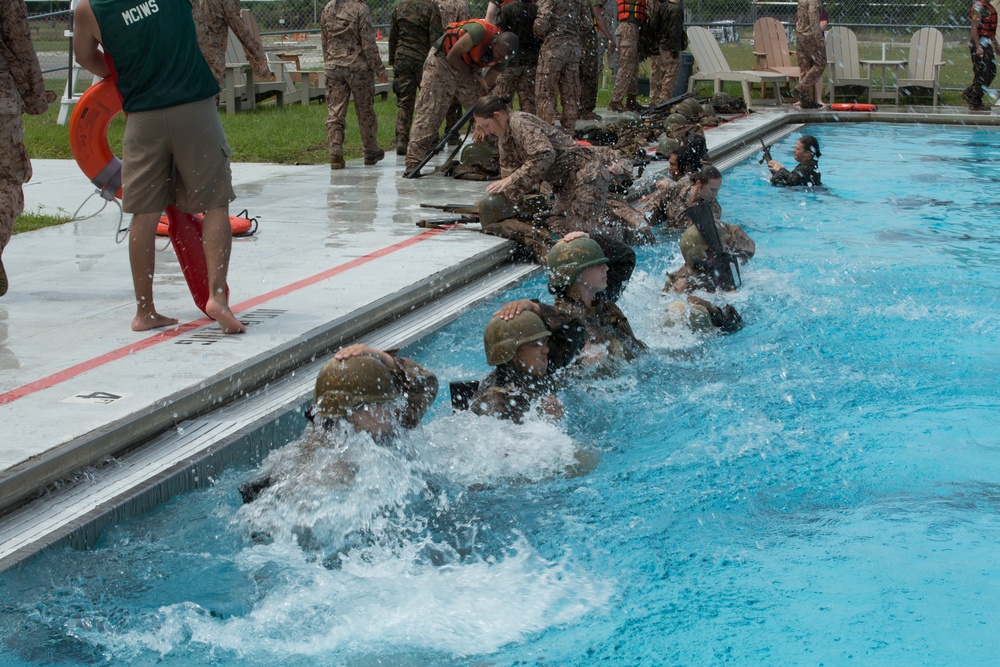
[0, 228, 445, 407]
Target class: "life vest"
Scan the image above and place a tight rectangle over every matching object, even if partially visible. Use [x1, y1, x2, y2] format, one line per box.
[974, 1, 998, 38]
[617, 0, 647, 23]
[442, 19, 503, 68]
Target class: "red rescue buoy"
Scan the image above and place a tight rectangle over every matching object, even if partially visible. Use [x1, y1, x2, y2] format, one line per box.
[829, 103, 877, 112]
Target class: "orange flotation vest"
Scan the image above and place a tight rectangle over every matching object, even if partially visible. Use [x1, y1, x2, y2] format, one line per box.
[829, 103, 877, 112]
[617, 0, 647, 23]
[442, 19, 503, 68]
[69, 76, 242, 317]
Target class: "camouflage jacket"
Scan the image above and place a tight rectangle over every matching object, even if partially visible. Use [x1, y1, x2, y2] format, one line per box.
[553, 295, 645, 361]
[640, 176, 723, 229]
[500, 111, 601, 200]
[0, 0, 47, 115]
[770, 158, 821, 187]
[796, 0, 825, 40]
[436, 0, 471, 26]
[534, 0, 591, 40]
[192, 0, 271, 84]
[389, 0, 443, 64]
[321, 0, 387, 74]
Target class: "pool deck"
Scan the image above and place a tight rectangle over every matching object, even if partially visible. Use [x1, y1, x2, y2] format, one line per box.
[1, 102, 998, 553]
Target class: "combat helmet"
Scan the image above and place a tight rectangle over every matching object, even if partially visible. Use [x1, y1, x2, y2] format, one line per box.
[680, 96, 703, 119]
[656, 135, 680, 156]
[483, 310, 551, 366]
[478, 192, 517, 226]
[701, 103, 716, 117]
[312, 355, 397, 419]
[679, 224, 710, 267]
[665, 112, 688, 127]
[616, 111, 642, 129]
[461, 143, 495, 165]
[546, 237, 609, 290]
[710, 91, 733, 108]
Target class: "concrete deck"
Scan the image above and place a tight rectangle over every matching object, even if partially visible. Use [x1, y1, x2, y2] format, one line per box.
[2, 102, 997, 540]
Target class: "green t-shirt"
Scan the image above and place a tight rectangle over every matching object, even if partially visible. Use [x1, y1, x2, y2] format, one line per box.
[90, 0, 218, 112]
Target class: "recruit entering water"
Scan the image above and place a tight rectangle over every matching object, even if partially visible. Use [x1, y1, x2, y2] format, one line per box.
[2, 123, 999, 665]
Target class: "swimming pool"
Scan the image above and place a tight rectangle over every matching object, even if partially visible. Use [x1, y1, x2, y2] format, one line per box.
[2, 122, 999, 665]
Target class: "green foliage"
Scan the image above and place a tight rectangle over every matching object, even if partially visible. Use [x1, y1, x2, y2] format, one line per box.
[14, 210, 74, 234]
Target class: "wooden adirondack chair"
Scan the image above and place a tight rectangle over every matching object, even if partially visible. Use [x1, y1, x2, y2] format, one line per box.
[223, 27, 288, 113]
[824, 27, 872, 102]
[897, 27, 945, 106]
[752, 17, 801, 102]
[686, 26, 788, 106]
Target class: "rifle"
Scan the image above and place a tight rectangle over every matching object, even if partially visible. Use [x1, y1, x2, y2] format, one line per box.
[758, 138, 772, 164]
[686, 200, 741, 292]
[404, 106, 476, 179]
[415, 215, 480, 229]
[419, 203, 481, 215]
[639, 91, 698, 118]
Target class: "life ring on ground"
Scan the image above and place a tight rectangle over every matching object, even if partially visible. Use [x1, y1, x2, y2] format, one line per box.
[69, 77, 234, 318]
[157, 210, 258, 237]
[829, 103, 877, 112]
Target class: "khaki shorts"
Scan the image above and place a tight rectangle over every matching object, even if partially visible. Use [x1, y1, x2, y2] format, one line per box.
[121, 97, 235, 215]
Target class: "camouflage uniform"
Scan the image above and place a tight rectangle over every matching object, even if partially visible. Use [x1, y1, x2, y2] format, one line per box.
[793, 0, 826, 103]
[405, 20, 505, 172]
[472, 303, 584, 422]
[648, 0, 683, 105]
[553, 294, 644, 361]
[533, 0, 589, 131]
[321, 0, 388, 162]
[610, 3, 643, 105]
[664, 220, 756, 293]
[1, 0, 47, 289]
[770, 158, 821, 186]
[192, 0, 271, 87]
[499, 111, 610, 237]
[494, 0, 541, 114]
[389, 0, 443, 145]
[637, 175, 723, 229]
[435, 0, 471, 135]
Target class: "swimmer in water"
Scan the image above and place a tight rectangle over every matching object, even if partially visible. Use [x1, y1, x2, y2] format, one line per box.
[239, 344, 438, 503]
[768, 135, 822, 187]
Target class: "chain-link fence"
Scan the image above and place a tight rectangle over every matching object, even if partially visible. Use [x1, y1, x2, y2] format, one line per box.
[28, 0, 982, 92]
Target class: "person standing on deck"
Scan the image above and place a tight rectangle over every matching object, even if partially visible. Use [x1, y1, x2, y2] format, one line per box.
[321, 0, 389, 169]
[533, 0, 590, 132]
[790, 0, 826, 109]
[962, 0, 999, 111]
[74, 0, 245, 333]
[579, 0, 616, 120]
[493, 0, 541, 114]
[389, 0, 443, 155]
[0, 0, 48, 298]
[647, 0, 683, 105]
[436, 0, 471, 145]
[607, 0, 647, 112]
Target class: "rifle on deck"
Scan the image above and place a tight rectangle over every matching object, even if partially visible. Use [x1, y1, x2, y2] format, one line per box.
[639, 91, 698, 118]
[404, 106, 477, 179]
[687, 201, 741, 292]
[758, 138, 772, 164]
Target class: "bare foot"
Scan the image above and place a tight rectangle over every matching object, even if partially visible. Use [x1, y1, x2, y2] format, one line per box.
[205, 297, 246, 334]
[132, 311, 179, 332]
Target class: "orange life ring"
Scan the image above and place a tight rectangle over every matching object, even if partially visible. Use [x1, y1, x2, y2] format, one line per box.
[829, 103, 877, 112]
[68, 78, 124, 201]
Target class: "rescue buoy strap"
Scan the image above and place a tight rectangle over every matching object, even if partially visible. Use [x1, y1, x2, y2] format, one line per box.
[92, 157, 123, 202]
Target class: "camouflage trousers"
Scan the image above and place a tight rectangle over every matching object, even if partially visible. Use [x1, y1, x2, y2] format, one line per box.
[547, 150, 610, 237]
[610, 21, 640, 103]
[534, 35, 582, 131]
[493, 64, 537, 115]
[325, 65, 380, 159]
[405, 52, 481, 171]
[393, 55, 425, 143]
[0, 113, 30, 251]
[580, 30, 601, 114]
[795, 34, 826, 100]
[649, 49, 680, 105]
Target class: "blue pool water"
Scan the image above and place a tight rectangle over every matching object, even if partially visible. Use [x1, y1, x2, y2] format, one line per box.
[2, 122, 999, 665]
